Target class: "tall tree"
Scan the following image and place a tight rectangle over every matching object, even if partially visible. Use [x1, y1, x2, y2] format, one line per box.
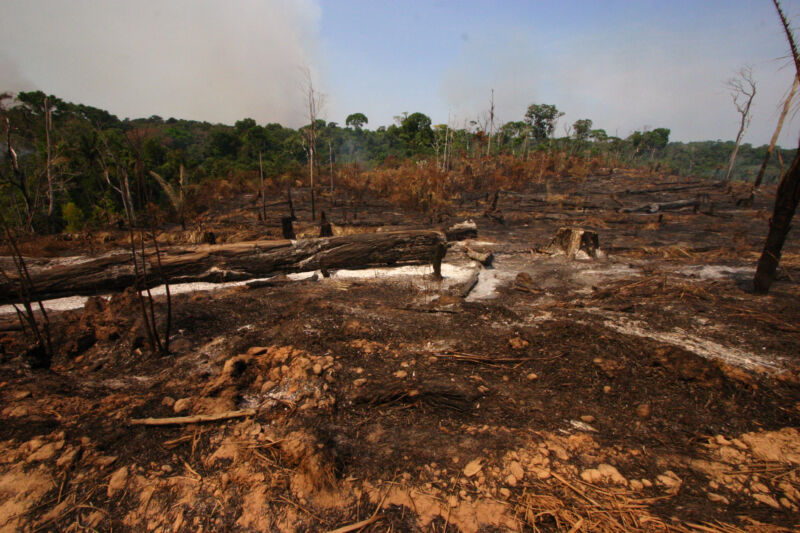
[754, 73, 798, 188]
[524, 103, 564, 144]
[753, 0, 800, 293]
[345, 113, 368, 130]
[572, 119, 593, 141]
[723, 67, 757, 183]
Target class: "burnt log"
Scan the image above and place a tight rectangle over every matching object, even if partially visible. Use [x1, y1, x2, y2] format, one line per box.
[445, 220, 478, 241]
[0, 230, 447, 304]
[619, 199, 699, 213]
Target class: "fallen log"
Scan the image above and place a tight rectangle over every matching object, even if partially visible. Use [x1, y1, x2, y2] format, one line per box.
[619, 199, 699, 213]
[130, 409, 256, 426]
[0, 230, 447, 304]
[466, 248, 493, 266]
[444, 220, 478, 241]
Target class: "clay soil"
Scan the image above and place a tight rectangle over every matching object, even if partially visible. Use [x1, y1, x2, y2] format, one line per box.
[1, 170, 800, 532]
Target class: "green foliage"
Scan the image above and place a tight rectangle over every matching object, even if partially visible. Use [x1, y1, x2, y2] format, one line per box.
[525, 103, 564, 142]
[572, 119, 593, 141]
[1, 88, 793, 235]
[345, 113, 368, 129]
[61, 201, 85, 232]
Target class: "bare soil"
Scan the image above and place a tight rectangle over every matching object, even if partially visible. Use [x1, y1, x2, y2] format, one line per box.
[1, 171, 799, 532]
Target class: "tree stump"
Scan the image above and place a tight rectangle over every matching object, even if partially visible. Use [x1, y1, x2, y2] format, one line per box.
[319, 211, 333, 237]
[543, 227, 600, 259]
[281, 216, 296, 239]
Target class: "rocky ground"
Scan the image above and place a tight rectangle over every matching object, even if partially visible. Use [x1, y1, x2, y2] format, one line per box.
[1, 170, 799, 532]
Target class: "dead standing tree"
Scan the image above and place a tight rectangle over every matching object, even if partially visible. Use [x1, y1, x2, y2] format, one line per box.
[753, 0, 800, 293]
[723, 67, 757, 183]
[302, 68, 325, 221]
[754, 73, 799, 188]
[1, 93, 34, 231]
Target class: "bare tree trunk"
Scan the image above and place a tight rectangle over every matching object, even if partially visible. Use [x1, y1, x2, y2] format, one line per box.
[5, 117, 34, 231]
[329, 140, 334, 197]
[44, 97, 55, 221]
[487, 89, 495, 157]
[258, 152, 266, 224]
[723, 67, 757, 183]
[754, 74, 798, 188]
[309, 142, 315, 221]
[753, 0, 800, 293]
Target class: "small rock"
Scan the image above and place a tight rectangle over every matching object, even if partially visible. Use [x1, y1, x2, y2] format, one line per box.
[28, 442, 58, 462]
[96, 455, 118, 468]
[508, 337, 529, 350]
[107, 466, 128, 497]
[629, 479, 644, 491]
[526, 373, 538, 381]
[715, 435, 732, 446]
[173, 398, 192, 414]
[353, 378, 367, 387]
[508, 461, 524, 480]
[636, 403, 651, 419]
[463, 458, 483, 477]
[499, 487, 511, 499]
[656, 471, 682, 488]
[597, 463, 627, 486]
[580, 415, 595, 423]
[580, 468, 603, 483]
[246, 346, 269, 356]
[641, 479, 653, 488]
[56, 446, 82, 469]
[603, 385, 612, 394]
[312, 363, 323, 375]
[751, 482, 770, 493]
[394, 370, 408, 379]
[506, 474, 517, 486]
[161, 397, 175, 408]
[531, 467, 551, 480]
[12, 389, 31, 400]
[708, 493, 730, 505]
[731, 438, 748, 450]
[753, 493, 781, 509]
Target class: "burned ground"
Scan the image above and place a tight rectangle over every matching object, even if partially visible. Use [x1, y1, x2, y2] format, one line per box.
[1, 171, 799, 532]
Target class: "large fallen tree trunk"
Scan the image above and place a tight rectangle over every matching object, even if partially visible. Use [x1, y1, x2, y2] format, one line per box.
[0, 230, 446, 304]
[618, 199, 699, 213]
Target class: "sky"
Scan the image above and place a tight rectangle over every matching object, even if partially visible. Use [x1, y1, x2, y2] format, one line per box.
[2, 0, 800, 145]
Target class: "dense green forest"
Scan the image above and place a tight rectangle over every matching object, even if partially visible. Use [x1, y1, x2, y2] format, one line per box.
[0, 90, 794, 233]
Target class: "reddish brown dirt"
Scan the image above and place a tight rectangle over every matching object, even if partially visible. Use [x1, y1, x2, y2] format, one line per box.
[1, 171, 799, 532]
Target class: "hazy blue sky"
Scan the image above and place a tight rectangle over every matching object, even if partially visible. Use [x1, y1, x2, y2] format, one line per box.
[2, 0, 800, 145]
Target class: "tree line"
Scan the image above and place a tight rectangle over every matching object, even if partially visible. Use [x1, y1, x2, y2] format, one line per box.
[1, 90, 793, 234]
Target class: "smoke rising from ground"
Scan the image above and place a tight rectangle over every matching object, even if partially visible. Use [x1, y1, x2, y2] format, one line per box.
[0, 0, 321, 126]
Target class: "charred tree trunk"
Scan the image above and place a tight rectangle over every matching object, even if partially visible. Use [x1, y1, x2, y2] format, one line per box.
[281, 216, 296, 239]
[753, 149, 800, 293]
[0, 230, 448, 303]
[753, 0, 800, 293]
[319, 211, 333, 237]
[287, 185, 296, 221]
